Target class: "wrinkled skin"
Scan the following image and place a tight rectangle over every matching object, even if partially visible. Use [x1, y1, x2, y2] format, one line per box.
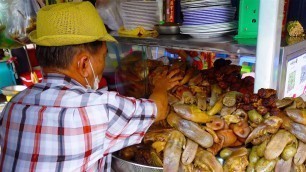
[163, 130, 186, 172]
[255, 157, 278, 172]
[291, 164, 306, 172]
[249, 146, 260, 166]
[220, 106, 237, 117]
[167, 111, 214, 148]
[285, 109, 306, 125]
[264, 129, 296, 160]
[277, 112, 306, 143]
[173, 104, 214, 123]
[179, 163, 194, 172]
[194, 148, 223, 172]
[276, 97, 294, 109]
[251, 134, 271, 145]
[222, 91, 242, 107]
[245, 116, 283, 144]
[150, 148, 163, 167]
[275, 158, 292, 172]
[223, 148, 249, 172]
[143, 128, 174, 144]
[181, 139, 198, 165]
[294, 140, 306, 165]
[174, 85, 196, 104]
[210, 84, 222, 106]
[195, 92, 208, 111]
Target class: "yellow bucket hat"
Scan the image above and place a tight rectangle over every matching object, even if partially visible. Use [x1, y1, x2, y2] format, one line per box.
[29, 2, 117, 46]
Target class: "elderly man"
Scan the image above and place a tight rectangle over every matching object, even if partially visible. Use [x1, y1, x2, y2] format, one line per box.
[0, 2, 181, 172]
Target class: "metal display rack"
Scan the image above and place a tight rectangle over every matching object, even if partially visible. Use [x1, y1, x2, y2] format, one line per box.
[112, 0, 306, 98]
[111, 33, 257, 56]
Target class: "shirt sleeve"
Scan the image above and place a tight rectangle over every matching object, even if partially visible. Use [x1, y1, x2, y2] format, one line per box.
[103, 91, 157, 155]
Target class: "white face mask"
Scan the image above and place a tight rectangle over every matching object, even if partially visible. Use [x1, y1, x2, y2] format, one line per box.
[84, 60, 100, 90]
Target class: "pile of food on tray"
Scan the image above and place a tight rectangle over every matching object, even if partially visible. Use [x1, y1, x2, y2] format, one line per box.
[116, 58, 306, 172]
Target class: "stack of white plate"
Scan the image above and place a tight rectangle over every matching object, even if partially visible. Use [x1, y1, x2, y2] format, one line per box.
[120, 1, 159, 30]
[180, 0, 237, 38]
[181, 0, 232, 8]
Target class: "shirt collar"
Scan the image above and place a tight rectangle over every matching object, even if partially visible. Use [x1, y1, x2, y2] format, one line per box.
[42, 73, 84, 87]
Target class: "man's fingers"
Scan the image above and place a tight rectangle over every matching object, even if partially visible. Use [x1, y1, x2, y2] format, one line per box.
[167, 69, 180, 78]
[169, 76, 183, 83]
[167, 81, 180, 91]
[168, 81, 180, 91]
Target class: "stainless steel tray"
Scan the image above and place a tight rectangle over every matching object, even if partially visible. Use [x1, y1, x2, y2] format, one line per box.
[112, 154, 162, 172]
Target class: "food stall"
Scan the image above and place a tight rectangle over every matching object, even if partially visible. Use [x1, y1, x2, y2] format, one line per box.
[0, 0, 306, 171]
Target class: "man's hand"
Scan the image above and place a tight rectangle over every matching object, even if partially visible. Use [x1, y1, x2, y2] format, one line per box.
[150, 69, 182, 122]
[152, 69, 183, 91]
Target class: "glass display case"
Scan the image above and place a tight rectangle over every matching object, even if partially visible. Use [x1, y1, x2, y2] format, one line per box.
[105, 33, 306, 99]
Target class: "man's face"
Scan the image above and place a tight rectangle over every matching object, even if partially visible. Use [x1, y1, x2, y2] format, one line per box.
[91, 42, 107, 79]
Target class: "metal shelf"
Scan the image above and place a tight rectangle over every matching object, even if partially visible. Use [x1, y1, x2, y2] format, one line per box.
[111, 32, 257, 56]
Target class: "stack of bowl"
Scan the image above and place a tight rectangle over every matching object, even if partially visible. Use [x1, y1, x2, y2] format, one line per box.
[180, 0, 237, 38]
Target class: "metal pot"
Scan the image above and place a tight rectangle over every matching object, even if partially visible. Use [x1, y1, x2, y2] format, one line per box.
[112, 154, 163, 172]
[155, 25, 180, 35]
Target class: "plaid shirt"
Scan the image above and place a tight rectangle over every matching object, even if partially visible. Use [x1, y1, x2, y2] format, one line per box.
[0, 73, 156, 172]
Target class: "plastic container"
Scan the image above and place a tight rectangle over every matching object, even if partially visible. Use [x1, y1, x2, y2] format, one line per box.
[0, 60, 17, 93]
[235, 0, 260, 39]
[96, 0, 123, 31]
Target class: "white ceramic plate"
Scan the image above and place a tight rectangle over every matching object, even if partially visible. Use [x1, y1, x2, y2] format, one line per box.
[183, 29, 236, 38]
[183, 15, 234, 21]
[183, 18, 233, 25]
[181, 0, 230, 4]
[183, 9, 236, 15]
[180, 25, 237, 33]
[181, 1, 231, 7]
[180, 21, 237, 28]
[182, 6, 236, 12]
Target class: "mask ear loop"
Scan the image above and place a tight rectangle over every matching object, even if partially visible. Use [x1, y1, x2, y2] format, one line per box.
[88, 60, 96, 78]
[84, 77, 91, 89]
[78, 60, 93, 89]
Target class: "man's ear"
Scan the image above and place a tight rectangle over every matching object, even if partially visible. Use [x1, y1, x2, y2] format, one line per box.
[76, 54, 91, 78]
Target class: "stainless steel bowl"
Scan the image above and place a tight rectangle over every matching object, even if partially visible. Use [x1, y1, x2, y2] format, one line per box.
[112, 152, 224, 172]
[112, 154, 162, 172]
[1, 85, 27, 96]
[1, 85, 27, 101]
[155, 25, 180, 35]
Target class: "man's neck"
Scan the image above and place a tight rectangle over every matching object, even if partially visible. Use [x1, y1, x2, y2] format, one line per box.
[42, 67, 87, 87]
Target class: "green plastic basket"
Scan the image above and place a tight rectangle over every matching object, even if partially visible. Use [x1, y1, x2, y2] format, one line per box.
[235, 0, 260, 39]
